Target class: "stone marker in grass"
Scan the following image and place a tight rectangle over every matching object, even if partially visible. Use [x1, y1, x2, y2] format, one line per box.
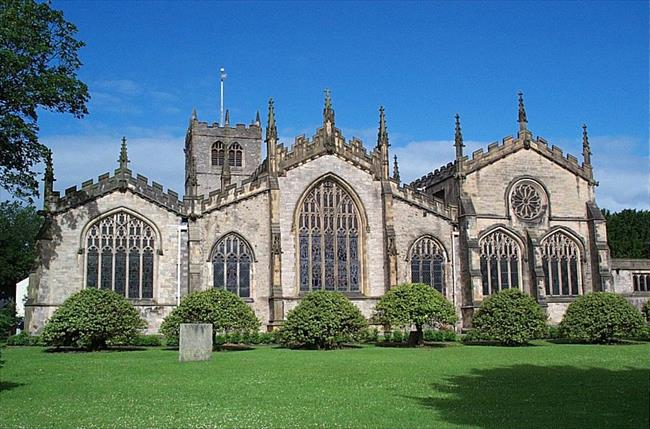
[179, 323, 213, 362]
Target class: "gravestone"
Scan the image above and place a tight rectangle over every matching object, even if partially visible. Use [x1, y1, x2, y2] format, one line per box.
[179, 323, 213, 362]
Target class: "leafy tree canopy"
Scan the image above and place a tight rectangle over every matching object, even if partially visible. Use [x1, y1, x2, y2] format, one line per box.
[602, 209, 650, 259]
[0, 201, 42, 298]
[1, 0, 89, 200]
[373, 283, 457, 346]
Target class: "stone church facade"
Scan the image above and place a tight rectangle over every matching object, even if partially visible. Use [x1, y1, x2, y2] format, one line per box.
[25, 92, 650, 333]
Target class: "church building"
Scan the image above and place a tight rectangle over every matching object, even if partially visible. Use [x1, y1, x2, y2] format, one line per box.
[25, 92, 650, 333]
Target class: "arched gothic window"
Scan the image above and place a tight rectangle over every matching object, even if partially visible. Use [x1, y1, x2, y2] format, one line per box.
[298, 179, 361, 292]
[212, 141, 224, 166]
[85, 211, 155, 299]
[541, 231, 581, 296]
[229, 142, 243, 167]
[410, 237, 446, 294]
[212, 234, 252, 298]
[479, 230, 522, 295]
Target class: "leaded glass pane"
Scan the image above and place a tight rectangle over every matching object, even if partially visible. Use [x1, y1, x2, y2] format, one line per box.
[101, 248, 112, 290]
[298, 179, 362, 293]
[541, 231, 581, 296]
[479, 230, 522, 295]
[128, 250, 140, 298]
[212, 234, 253, 298]
[114, 249, 126, 296]
[432, 255, 444, 293]
[87, 248, 99, 289]
[411, 255, 421, 284]
[142, 250, 154, 299]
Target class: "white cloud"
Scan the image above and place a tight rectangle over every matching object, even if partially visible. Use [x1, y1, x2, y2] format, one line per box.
[94, 79, 143, 96]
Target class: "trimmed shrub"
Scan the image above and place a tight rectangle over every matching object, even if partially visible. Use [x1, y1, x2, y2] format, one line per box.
[381, 331, 392, 343]
[391, 330, 405, 343]
[361, 327, 379, 343]
[472, 289, 547, 346]
[423, 329, 457, 342]
[278, 291, 367, 349]
[546, 325, 561, 339]
[160, 289, 260, 345]
[373, 283, 457, 346]
[42, 289, 146, 350]
[6, 331, 43, 346]
[559, 292, 646, 343]
[642, 300, 650, 324]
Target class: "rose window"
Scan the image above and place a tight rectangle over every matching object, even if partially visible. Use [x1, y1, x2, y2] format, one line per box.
[510, 183, 542, 220]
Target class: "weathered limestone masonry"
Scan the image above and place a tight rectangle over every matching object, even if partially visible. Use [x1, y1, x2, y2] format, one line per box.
[26, 92, 649, 334]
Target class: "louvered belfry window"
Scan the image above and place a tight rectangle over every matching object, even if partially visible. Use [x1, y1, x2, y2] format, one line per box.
[298, 179, 361, 292]
[86, 211, 155, 299]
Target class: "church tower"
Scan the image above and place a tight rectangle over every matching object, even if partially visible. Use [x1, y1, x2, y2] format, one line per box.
[184, 110, 262, 196]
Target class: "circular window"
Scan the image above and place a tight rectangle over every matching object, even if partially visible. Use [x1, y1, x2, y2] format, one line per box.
[510, 181, 544, 220]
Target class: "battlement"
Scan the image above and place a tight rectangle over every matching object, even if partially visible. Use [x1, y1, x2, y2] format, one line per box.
[392, 181, 457, 221]
[200, 169, 269, 213]
[189, 120, 262, 138]
[410, 161, 457, 189]
[51, 169, 185, 215]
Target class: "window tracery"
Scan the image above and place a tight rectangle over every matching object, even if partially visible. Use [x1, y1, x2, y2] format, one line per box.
[541, 231, 581, 296]
[212, 234, 252, 298]
[410, 237, 446, 294]
[298, 179, 361, 292]
[479, 230, 522, 295]
[85, 211, 155, 299]
[510, 181, 543, 220]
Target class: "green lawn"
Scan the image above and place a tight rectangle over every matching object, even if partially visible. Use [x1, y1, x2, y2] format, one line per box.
[1, 342, 649, 429]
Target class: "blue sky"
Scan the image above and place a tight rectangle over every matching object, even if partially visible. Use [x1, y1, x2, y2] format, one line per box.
[25, 0, 649, 210]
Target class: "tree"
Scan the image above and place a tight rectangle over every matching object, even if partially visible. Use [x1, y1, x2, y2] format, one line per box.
[373, 283, 457, 346]
[278, 291, 367, 349]
[602, 209, 650, 258]
[471, 289, 547, 346]
[160, 289, 260, 345]
[0, 202, 42, 299]
[1, 0, 89, 200]
[41, 288, 146, 350]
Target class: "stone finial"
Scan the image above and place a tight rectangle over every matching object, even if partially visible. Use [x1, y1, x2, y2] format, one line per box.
[377, 106, 389, 148]
[582, 124, 592, 167]
[255, 110, 261, 126]
[191, 108, 197, 121]
[118, 136, 129, 170]
[187, 153, 198, 197]
[393, 154, 401, 183]
[266, 98, 277, 141]
[224, 109, 230, 126]
[323, 89, 335, 126]
[518, 92, 528, 131]
[454, 113, 465, 160]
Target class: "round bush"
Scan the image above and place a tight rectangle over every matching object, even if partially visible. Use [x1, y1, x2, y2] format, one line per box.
[373, 283, 457, 345]
[472, 288, 547, 346]
[160, 289, 260, 344]
[559, 292, 645, 343]
[278, 291, 367, 349]
[41, 289, 146, 350]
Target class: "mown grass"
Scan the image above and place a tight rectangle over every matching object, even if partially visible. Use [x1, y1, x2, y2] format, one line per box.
[1, 342, 649, 428]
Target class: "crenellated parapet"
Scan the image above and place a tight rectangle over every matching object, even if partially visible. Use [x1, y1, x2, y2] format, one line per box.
[51, 169, 185, 215]
[410, 161, 457, 190]
[391, 181, 457, 221]
[462, 133, 595, 184]
[200, 169, 270, 214]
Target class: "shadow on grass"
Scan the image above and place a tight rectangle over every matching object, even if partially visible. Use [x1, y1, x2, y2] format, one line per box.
[0, 381, 25, 392]
[406, 364, 650, 429]
[44, 346, 147, 353]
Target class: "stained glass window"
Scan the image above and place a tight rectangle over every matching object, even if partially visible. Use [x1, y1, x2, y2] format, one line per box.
[479, 230, 522, 295]
[541, 231, 581, 296]
[85, 211, 156, 299]
[212, 141, 224, 166]
[511, 182, 543, 220]
[410, 237, 446, 294]
[212, 234, 252, 298]
[298, 179, 362, 292]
